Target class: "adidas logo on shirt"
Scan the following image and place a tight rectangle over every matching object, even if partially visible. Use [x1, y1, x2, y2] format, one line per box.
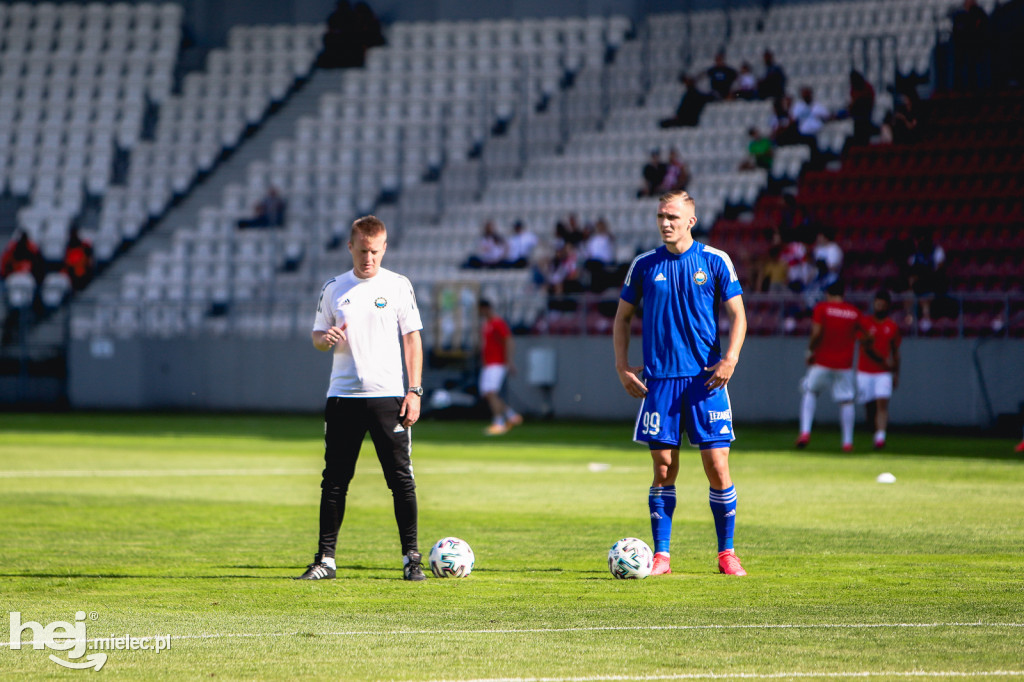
[719, 425, 730, 434]
[654, 273, 667, 282]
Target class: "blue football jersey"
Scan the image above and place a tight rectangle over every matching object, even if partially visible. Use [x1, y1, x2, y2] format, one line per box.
[620, 242, 742, 379]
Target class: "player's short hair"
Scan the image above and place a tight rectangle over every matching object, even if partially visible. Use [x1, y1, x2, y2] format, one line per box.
[350, 215, 387, 243]
[826, 279, 846, 297]
[478, 298, 493, 310]
[875, 289, 892, 304]
[658, 190, 696, 212]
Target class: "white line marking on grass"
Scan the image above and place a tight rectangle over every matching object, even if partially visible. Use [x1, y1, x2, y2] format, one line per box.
[0, 469, 312, 478]
[4, 622, 1020, 649]
[427, 672, 1024, 682]
[0, 465, 648, 479]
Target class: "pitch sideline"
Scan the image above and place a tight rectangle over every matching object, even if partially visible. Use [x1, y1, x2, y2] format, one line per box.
[0, 464, 648, 479]
[2, 621, 1022, 650]
[428, 672, 1024, 682]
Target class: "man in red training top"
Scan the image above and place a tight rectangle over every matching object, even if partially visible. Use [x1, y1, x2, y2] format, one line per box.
[857, 290, 901, 450]
[479, 299, 522, 435]
[796, 280, 868, 452]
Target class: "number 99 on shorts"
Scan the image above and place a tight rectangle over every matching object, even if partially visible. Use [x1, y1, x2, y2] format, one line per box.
[640, 411, 661, 436]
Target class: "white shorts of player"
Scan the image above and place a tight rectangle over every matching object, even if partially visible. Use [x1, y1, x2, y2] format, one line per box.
[479, 364, 507, 395]
[857, 371, 894, 403]
[801, 365, 855, 403]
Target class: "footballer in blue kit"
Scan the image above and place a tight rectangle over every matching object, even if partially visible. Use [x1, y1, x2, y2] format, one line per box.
[613, 190, 749, 577]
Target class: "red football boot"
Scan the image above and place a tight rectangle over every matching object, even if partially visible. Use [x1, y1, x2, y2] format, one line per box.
[718, 549, 747, 576]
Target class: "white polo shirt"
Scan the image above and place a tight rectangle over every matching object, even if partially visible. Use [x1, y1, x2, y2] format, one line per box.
[313, 267, 423, 398]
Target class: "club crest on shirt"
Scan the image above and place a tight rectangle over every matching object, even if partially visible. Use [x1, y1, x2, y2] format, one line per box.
[693, 269, 708, 285]
[374, 297, 388, 309]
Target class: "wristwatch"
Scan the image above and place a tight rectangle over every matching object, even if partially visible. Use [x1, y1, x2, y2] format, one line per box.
[407, 386, 424, 397]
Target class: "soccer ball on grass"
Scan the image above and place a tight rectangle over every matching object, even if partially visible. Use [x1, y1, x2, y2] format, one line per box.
[429, 537, 475, 578]
[607, 537, 653, 579]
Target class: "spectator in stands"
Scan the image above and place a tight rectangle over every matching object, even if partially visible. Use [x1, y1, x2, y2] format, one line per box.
[789, 87, 831, 146]
[907, 233, 949, 331]
[889, 94, 920, 145]
[62, 227, 94, 291]
[657, 148, 690, 193]
[731, 62, 758, 100]
[757, 49, 787, 102]
[542, 242, 580, 296]
[558, 214, 586, 248]
[321, 1, 356, 68]
[503, 221, 538, 268]
[845, 70, 877, 147]
[238, 186, 287, 228]
[660, 75, 711, 128]
[768, 95, 796, 145]
[755, 244, 790, 293]
[320, 1, 383, 68]
[353, 2, 385, 49]
[638, 149, 666, 197]
[706, 51, 738, 101]
[1, 230, 43, 284]
[812, 230, 844, 285]
[949, 0, 992, 91]
[582, 218, 616, 292]
[463, 221, 506, 269]
[991, 0, 1024, 88]
[739, 127, 774, 171]
[782, 239, 814, 293]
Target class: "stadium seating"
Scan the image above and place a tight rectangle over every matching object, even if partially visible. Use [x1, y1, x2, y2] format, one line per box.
[93, 22, 322, 263]
[718, 89, 1024, 337]
[1, 2, 181, 260]
[58, 0, 1021, 344]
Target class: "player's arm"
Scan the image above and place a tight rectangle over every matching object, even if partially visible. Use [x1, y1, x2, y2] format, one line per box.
[613, 299, 647, 398]
[705, 295, 746, 389]
[399, 330, 423, 426]
[806, 321, 823, 364]
[860, 337, 886, 366]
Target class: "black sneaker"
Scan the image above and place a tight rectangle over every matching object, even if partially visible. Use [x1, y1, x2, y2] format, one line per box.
[403, 551, 427, 581]
[295, 555, 336, 580]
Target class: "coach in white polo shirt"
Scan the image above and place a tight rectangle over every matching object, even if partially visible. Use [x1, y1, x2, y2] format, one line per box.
[296, 215, 427, 582]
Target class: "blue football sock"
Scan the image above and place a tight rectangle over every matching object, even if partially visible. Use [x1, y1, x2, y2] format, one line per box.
[649, 485, 676, 554]
[709, 485, 737, 552]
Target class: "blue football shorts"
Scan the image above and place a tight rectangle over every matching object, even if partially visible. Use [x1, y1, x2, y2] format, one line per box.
[633, 376, 735, 450]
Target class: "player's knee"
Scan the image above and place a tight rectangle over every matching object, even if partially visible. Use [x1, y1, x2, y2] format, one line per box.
[384, 468, 416, 494]
[652, 463, 678, 486]
[320, 473, 351, 493]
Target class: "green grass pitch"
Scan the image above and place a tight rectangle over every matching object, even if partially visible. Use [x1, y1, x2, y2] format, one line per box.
[1, 413, 1022, 680]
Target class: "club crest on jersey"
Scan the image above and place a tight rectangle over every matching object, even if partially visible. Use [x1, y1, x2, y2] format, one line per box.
[374, 297, 388, 309]
[693, 269, 708, 286]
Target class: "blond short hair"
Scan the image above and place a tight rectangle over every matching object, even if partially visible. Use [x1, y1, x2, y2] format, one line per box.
[659, 190, 696, 211]
[350, 215, 387, 242]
